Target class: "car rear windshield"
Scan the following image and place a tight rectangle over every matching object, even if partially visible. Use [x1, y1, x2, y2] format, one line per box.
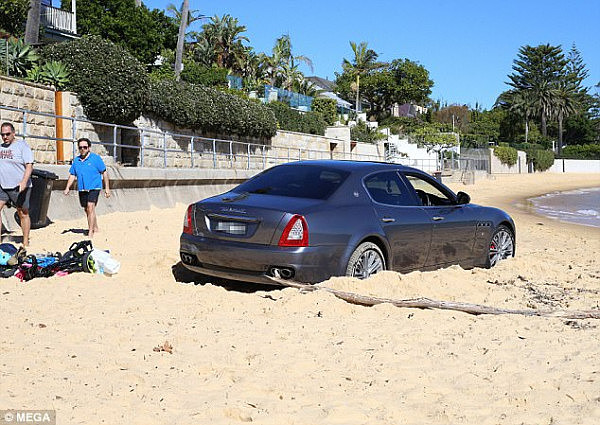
[235, 165, 350, 200]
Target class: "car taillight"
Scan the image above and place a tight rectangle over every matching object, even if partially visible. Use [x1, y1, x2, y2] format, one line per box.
[183, 204, 194, 234]
[278, 215, 308, 247]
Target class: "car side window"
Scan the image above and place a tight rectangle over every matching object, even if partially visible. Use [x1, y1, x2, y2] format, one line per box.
[364, 172, 414, 206]
[403, 174, 454, 206]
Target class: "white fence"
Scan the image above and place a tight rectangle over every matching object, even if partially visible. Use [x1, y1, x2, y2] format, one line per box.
[548, 159, 600, 173]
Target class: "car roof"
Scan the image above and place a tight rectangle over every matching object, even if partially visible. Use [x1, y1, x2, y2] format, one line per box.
[281, 160, 422, 174]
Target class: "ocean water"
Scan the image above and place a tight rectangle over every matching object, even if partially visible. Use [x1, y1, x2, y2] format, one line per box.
[528, 187, 600, 228]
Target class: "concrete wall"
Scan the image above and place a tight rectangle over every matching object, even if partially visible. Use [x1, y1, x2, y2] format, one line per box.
[547, 159, 600, 173]
[489, 148, 527, 174]
[0, 165, 256, 230]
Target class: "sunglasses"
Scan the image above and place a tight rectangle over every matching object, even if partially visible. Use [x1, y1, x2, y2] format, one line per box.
[78, 145, 89, 150]
[1, 132, 12, 137]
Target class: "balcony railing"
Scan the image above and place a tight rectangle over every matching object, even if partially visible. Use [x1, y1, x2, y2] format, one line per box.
[41, 5, 76, 35]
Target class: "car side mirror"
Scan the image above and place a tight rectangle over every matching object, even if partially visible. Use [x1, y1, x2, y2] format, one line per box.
[456, 191, 471, 205]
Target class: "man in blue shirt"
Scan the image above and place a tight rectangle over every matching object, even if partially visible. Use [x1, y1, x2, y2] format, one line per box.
[63, 138, 111, 238]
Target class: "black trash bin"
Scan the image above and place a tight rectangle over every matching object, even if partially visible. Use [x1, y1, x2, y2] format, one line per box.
[28, 169, 59, 228]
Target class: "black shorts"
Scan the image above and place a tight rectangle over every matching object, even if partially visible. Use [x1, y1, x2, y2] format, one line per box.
[78, 190, 100, 208]
[0, 187, 31, 210]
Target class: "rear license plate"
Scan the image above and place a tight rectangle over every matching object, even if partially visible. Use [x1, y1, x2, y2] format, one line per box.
[214, 221, 247, 235]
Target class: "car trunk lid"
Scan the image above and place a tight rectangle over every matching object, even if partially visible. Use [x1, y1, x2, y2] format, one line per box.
[193, 193, 322, 245]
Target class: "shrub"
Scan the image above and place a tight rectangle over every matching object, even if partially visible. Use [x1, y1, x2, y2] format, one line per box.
[41, 35, 149, 124]
[267, 101, 326, 136]
[312, 97, 337, 125]
[181, 61, 228, 87]
[351, 121, 386, 144]
[561, 144, 600, 160]
[145, 80, 277, 138]
[493, 145, 518, 167]
[380, 116, 425, 136]
[1, 38, 38, 77]
[527, 149, 554, 171]
[27, 60, 70, 90]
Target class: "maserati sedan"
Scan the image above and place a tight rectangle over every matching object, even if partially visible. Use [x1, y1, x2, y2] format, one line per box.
[180, 160, 515, 284]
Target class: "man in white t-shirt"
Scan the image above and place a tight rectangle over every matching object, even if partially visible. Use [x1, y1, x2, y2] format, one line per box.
[0, 122, 33, 246]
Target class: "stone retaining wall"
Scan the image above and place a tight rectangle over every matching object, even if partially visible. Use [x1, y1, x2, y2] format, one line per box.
[0, 76, 58, 163]
[2, 77, 384, 168]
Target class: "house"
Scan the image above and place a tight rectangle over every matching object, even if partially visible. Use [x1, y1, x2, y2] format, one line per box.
[40, 0, 78, 42]
[390, 102, 428, 118]
[305, 76, 353, 114]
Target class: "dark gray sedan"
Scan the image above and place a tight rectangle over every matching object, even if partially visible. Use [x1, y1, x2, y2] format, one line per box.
[180, 160, 515, 284]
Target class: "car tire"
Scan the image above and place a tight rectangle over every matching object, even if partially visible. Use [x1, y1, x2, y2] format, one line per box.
[346, 242, 385, 279]
[487, 225, 515, 268]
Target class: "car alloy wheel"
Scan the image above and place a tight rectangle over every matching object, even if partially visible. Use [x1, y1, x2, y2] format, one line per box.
[488, 226, 514, 267]
[346, 242, 385, 279]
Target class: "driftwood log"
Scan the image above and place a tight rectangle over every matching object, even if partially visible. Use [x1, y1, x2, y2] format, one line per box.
[268, 278, 600, 320]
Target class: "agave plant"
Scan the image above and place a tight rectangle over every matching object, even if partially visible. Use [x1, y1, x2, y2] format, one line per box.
[6, 38, 39, 77]
[26, 64, 43, 83]
[39, 60, 70, 91]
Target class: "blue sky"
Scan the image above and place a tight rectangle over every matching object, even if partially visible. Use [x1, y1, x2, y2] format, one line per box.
[145, 0, 599, 110]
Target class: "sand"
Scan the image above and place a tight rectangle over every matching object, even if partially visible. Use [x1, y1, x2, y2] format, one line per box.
[1, 172, 600, 424]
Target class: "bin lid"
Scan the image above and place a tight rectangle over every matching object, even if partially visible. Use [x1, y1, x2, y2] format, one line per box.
[32, 169, 59, 179]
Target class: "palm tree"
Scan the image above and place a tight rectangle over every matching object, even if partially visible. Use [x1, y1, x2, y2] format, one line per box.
[174, 0, 189, 81]
[199, 14, 249, 69]
[24, 0, 41, 45]
[497, 89, 536, 142]
[166, 3, 205, 39]
[342, 41, 379, 113]
[534, 81, 554, 137]
[263, 34, 313, 87]
[553, 83, 578, 155]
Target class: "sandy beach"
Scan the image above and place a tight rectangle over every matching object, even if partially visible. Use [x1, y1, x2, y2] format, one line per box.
[1, 172, 600, 424]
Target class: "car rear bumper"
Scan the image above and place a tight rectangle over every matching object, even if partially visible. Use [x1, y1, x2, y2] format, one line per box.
[180, 233, 346, 285]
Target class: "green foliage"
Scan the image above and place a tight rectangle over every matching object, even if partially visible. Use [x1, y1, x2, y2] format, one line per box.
[145, 80, 277, 138]
[181, 61, 228, 87]
[380, 116, 425, 136]
[0, 0, 29, 37]
[493, 145, 518, 166]
[564, 113, 598, 145]
[412, 125, 458, 152]
[527, 149, 555, 171]
[1, 38, 38, 77]
[350, 121, 386, 144]
[335, 55, 433, 120]
[389, 59, 433, 105]
[312, 97, 337, 125]
[267, 101, 326, 135]
[74, 0, 178, 64]
[561, 144, 600, 159]
[42, 35, 149, 124]
[27, 60, 70, 90]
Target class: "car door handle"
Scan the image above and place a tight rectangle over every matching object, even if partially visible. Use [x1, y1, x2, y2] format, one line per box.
[432, 216, 445, 221]
[381, 217, 395, 223]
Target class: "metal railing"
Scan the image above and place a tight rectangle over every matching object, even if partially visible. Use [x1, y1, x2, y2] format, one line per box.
[41, 5, 76, 34]
[0, 105, 384, 169]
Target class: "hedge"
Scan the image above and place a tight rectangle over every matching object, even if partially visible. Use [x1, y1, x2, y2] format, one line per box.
[41, 35, 148, 124]
[527, 149, 554, 172]
[266, 101, 326, 135]
[561, 144, 600, 160]
[312, 97, 337, 125]
[144, 80, 277, 139]
[493, 145, 518, 167]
